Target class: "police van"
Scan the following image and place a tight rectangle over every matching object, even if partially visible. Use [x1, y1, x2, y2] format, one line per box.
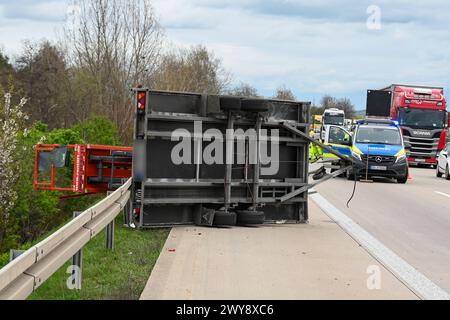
[322, 119, 409, 183]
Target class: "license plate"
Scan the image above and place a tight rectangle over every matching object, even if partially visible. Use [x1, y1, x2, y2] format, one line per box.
[415, 159, 426, 163]
[370, 165, 387, 170]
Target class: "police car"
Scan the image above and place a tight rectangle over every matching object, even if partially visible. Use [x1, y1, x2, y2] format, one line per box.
[322, 119, 409, 183]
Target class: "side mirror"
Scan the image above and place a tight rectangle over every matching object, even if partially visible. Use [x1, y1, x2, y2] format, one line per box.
[404, 142, 411, 150]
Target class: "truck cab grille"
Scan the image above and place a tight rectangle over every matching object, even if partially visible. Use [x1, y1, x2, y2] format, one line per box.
[402, 129, 441, 157]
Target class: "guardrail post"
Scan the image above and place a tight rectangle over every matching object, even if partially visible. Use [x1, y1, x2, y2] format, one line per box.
[123, 193, 131, 226]
[9, 249, 25, 262]
[106, 220, 115, 250]
[106, 191, 115, 250]
[71, 211, 83, 290]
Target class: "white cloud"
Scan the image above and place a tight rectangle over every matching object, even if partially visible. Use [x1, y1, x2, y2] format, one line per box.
[1, 0, 450, 108]
[0, 0, 69, 55]
[1, 0, 68, 22]
[153, 0, 450, 107]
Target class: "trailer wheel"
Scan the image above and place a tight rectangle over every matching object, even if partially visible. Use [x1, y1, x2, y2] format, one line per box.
[213, 211, 237, 226]
[236, 210, 265, 225]
[241, 99, 269, 112]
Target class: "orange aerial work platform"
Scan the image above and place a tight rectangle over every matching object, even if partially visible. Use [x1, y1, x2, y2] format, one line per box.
[34, 144, 132, 194]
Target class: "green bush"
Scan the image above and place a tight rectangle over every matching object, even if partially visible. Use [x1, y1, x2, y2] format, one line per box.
[73, 116, 122, 146]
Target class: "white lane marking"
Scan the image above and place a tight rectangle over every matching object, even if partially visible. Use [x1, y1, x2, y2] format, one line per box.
[310, 191, 450, 300]
[435, 191, 450, 198]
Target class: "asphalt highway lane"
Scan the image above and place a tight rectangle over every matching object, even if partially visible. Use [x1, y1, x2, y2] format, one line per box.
[315, 167, 450, 292]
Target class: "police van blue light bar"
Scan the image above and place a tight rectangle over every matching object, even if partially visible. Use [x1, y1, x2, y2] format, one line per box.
[358, 118, 394, 126]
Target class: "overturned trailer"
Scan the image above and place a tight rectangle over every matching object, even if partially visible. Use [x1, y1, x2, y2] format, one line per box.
[129, 89, 349, 228]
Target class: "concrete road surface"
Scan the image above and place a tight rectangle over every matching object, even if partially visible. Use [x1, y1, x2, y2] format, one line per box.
[141, 201, 417, 300]
[315, 166, 450, 293]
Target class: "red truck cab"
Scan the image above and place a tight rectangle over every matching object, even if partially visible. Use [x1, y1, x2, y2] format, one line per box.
[381, 84, 448, 166]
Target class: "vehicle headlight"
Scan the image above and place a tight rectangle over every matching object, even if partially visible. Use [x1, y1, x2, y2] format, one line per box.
[351, 151, 361, 161]
[396, 154, 407, 163]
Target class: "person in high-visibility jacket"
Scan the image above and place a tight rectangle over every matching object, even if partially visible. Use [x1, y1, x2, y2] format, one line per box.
[309, 129, 323, 163]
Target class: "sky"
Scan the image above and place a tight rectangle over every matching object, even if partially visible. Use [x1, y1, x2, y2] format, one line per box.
[1, 0, 450, 110]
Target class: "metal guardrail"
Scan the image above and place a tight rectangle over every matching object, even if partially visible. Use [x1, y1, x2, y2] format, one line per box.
[0, 178, 132, 300]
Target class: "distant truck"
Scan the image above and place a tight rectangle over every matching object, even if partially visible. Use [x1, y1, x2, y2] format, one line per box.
[313, 115, 322, 131]
[367, 84, 448, 166]
[320, 108, 345, 140]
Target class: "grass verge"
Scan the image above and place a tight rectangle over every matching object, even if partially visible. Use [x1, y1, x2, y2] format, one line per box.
[28, 218, 169, 300]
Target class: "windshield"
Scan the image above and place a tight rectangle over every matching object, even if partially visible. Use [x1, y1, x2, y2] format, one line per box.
[356, 127, 401, 145]
[323, 114, 344, 125]
[398, 108, 446, 129]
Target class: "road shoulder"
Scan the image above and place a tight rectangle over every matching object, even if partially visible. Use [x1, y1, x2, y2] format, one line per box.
[140, 201, 417, 300]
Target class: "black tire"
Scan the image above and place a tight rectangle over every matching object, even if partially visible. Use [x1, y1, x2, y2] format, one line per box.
[445, 166, 450, 181]
[396, 167, 409, 184]
[236, 210, 265, 225]
[241, 99, 269, 112]
[436, 165, 443, 178]
[397, 176, 408, 184]
[220, 96, 241, 111]
[213, 211, 237, 226]
[312, 166, 326, 180]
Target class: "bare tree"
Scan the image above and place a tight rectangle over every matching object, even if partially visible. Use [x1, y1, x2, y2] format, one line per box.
[310, 105, 325, 117]
[152, 45, 230, 94]
[64, 0, 164, 141]
[228, 82, 260, 97]
[273, 85, 296, 101]
[320, 95, 335, 109]
[320, 94, 355, 118]
[335, 97, 356, 118]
